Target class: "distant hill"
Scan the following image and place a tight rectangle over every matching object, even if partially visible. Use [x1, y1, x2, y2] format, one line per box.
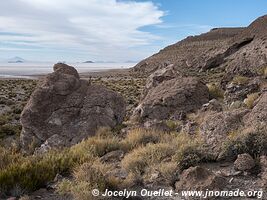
[133, 14, 267, 78]
[83, 61, 94, 63]
[125, 60, 139, 63]
[7, 57, 26, 63]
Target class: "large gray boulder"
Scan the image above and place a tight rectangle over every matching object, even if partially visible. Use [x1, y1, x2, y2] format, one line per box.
[132, 77, 209, 121]
[20, 63, 126, 152]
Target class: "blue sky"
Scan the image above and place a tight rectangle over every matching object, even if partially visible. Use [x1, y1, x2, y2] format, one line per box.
[0, 0, 267, 62]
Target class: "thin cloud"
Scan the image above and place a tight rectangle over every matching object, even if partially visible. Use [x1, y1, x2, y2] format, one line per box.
[0, 0, 164, 61]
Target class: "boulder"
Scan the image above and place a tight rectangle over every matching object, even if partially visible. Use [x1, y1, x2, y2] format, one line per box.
[100, 150, 124, 163]
[244, 92, 267, 126]
[224, 80, 259, 105]
[132, 77, 209, 121]
[141, 64, 180, 98]
[199, 109, 249, 158]
[175, 166, 226, 191]
[259, 156, 267, 189]
[234, 153, 255, 171]
[201, 99, 223, 112]
[20, 63, 126, 153]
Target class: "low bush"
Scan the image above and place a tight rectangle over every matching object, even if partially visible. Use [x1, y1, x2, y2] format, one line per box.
[232, 76, 250, 85]
[122, 143, 175, 174]
[207, 83, 224, 99]
[57, 160, 115, 200]
[157, 162, 179, 186]
[122, 132, 204, 175]
[221, 126, 267, 159]
[122, 128, 164, 151]
[0, 124, 21, 139]
[244, 93, 260, 109]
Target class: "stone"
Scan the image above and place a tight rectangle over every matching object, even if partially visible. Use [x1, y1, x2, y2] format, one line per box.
[259, 156, 267, 189]
[224, 80, 259, 105]
[175, 166, 226, 191]
[229, 101, 246, 110]
[34, 134, 67, 154]
[132, 77, 209, 121]
[244, 92, 267, 126]
[20, 63, 126, 153]
[143, 120, 172, 132]
[100, 150, 124, 163]
[199, 109, 249, 158]
[234, 153, 255, 171]
[141, 64, 180, 98]
[181, 121, 198, 135]
[201, 99, 223, 112]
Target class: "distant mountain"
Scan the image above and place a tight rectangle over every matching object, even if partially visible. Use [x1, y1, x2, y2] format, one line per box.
[133, 14, 267, 76]
[125, 60, 139, 63]
[7, 57, 26, 63]
[83, 61, 94, 63]
[95, 61, 117, 63]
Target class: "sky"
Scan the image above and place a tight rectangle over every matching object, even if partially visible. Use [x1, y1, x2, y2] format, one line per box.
[0, 0, 267, 62]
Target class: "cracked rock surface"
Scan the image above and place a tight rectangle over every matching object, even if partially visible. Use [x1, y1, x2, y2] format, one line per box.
[20, 63, 126, 153]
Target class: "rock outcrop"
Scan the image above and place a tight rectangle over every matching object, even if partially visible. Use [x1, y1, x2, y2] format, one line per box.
[199, 109, 249, 158]
[234, 153, 255, 171]
[20, 63, 126, 153]
[141, 64, 181, 98]
[132, 76, 209, 121]
[244, 92, 267, 126]
[175, 166, 226, 191]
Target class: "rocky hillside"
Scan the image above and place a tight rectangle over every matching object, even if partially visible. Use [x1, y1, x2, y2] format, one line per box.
[0, 15, 267, 200]
[133, 15, 267, 79]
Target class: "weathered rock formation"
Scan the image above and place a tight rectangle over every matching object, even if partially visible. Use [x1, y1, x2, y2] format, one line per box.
[20, 63, 126, 153]
[175, 166, 226, 191]
[199, 109, 249, 158]
[132, 76, 209, 121]
[244, 92, 267, 126]
[234, 153, 255, 171]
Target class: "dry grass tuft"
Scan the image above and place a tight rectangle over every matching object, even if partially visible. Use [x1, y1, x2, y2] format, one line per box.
[244, 93, 260, 109]
[207, 83, 224, 99]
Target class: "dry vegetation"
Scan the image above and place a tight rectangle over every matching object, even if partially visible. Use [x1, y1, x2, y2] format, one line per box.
[207, 83, 224, 99]
[0, 75, 266, 199]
